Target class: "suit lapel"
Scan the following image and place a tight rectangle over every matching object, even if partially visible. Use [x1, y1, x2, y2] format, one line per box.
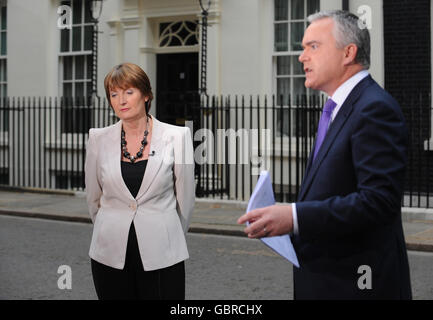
[105, 120, 135, 200]
[298, 146, 315, 199]
[298, 76, 373, 201]
[135, 117, 165, 200]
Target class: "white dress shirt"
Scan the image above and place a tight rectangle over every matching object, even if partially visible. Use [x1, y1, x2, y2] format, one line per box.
[291, 70, 370, 235]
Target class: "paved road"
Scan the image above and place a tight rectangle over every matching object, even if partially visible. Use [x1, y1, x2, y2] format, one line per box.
[1, 215, 432, 300]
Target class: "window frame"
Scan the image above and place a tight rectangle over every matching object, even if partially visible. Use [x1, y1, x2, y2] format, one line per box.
[151, 17, 200, 54]
[58, 0, 94, 134]
[59, 53, 92, 98]
[273, 0, 320, 139]
[59, 0, 93, 54]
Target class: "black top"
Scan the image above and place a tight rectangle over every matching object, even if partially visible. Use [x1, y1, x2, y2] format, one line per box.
[121, 160, 147, 198]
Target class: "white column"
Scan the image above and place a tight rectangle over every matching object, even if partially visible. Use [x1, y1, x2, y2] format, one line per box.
[99, 0, 123, 95]
[8, 0, 54, 96]
[259, 0, 274, 97]
[320, 0, 342, 11]
[139, 16, 157, 116]
[205, 1, 221, 96]
[121, 19, 141, 64]
[120, 0, 141, 64]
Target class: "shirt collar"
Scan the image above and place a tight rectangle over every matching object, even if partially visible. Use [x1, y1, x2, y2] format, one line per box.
[329, 70, 370, 120]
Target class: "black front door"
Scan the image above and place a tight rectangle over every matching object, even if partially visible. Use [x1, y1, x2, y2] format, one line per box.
[156, 53, 199, 126]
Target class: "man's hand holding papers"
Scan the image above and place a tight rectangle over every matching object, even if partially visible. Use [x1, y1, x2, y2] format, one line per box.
[237, 204, 293, 239]
[237, 171, 300, 267]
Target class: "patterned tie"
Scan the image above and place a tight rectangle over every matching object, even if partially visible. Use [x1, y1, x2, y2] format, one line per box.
[313, 98, 337, 161]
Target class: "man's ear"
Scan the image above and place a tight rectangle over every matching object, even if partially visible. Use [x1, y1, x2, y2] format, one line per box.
[343, 43, 358, 66]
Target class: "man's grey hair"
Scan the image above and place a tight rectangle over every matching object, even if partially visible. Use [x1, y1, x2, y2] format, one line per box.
[308, 10, 370, 70]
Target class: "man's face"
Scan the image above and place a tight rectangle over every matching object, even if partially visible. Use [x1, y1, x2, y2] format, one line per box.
[299, 18, 346, 96]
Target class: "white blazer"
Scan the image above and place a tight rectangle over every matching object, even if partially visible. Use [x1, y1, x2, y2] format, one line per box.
[85, 117, 195, 271]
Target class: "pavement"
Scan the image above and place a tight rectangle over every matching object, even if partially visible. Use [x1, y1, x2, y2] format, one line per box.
[0, 188, 433, 252]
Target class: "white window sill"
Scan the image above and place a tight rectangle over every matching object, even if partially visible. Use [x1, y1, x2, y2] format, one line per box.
[424, 138, 433, 151]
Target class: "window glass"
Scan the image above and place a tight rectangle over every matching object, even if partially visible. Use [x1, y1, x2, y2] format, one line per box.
[307, 0, 320, 15]
[0, 31, 6, 55]
[75, 56, 85, 79]
[159, 21, 199, 47]
[84, 0, 92, 23]
[73, 0, 82, 24]
[76, 82, 84, 97]
[292, 55, 304, 75]
[277, 78, 290, 102]
[60, 29, 70, 52]
[277, 56, 291, 75]
[63, 83, 73, 97]
[84, 26, 93, 51]
[274, 23, 288, 52]
[293, 77, 307, 97]
[1, 6, 6, 30]
[274, 0, 288, 21]
[290, 22, 304, 51]
[87, 58, 93, 80]
[72, 26, 82, 51]
[291, 0, 304, 20]
[63, 56, 73, 80]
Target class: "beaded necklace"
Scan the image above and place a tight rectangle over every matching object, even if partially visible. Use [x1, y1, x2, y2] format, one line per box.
[121, 116, 149, 163]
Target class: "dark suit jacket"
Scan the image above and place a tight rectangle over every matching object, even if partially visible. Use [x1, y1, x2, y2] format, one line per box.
[292, 75, 412, 299]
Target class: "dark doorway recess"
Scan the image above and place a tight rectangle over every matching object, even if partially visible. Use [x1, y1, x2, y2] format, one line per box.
[156, 52, 199, 126]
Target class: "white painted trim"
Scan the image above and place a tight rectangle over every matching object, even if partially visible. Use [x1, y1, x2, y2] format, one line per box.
[140, 4, 220, 24]
[142, 6, 200, 19]
[58, 51, 92, 57]
[145, 16, 201, 55]
[140, 45, 199, 54]
[106, 20, 121, 36]
[273, 51, 303, 56]
[120, 16, 141, 30]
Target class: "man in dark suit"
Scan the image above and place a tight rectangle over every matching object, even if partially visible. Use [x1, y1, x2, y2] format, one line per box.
[238, 10, 412, 299]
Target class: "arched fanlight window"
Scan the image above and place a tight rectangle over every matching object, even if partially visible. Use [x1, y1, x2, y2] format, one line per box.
[159, 21, 199, 47]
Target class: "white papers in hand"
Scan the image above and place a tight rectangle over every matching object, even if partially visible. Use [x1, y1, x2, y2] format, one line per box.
[246, 171, 300, 268]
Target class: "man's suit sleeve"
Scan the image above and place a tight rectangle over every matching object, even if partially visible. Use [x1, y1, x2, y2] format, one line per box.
[296, 99, 408, 240]
[173, 127, 195, 233]
[85, 129, 102, 224]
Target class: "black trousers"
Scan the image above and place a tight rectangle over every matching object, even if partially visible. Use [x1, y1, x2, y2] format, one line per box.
[91, 223, 185, 300]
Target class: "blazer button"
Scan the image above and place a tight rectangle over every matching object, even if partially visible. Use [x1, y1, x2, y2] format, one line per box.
[129, 203, 137, 210]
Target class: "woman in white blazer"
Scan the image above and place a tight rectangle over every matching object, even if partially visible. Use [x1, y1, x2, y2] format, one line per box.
[85, 63, 195, 300]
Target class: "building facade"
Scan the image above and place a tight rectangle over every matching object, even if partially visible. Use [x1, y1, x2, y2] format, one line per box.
[0, 0, 431, 203]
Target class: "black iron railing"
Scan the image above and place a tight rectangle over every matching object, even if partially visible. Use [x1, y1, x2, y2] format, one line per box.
[0, 94, 431, 208]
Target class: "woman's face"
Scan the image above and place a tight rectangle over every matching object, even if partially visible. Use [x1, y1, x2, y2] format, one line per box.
[109, 87, 148, 122]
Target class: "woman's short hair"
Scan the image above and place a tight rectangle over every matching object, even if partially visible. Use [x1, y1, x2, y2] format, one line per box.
[308, 10, 371, 70]
[104, 63, 154, 114]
